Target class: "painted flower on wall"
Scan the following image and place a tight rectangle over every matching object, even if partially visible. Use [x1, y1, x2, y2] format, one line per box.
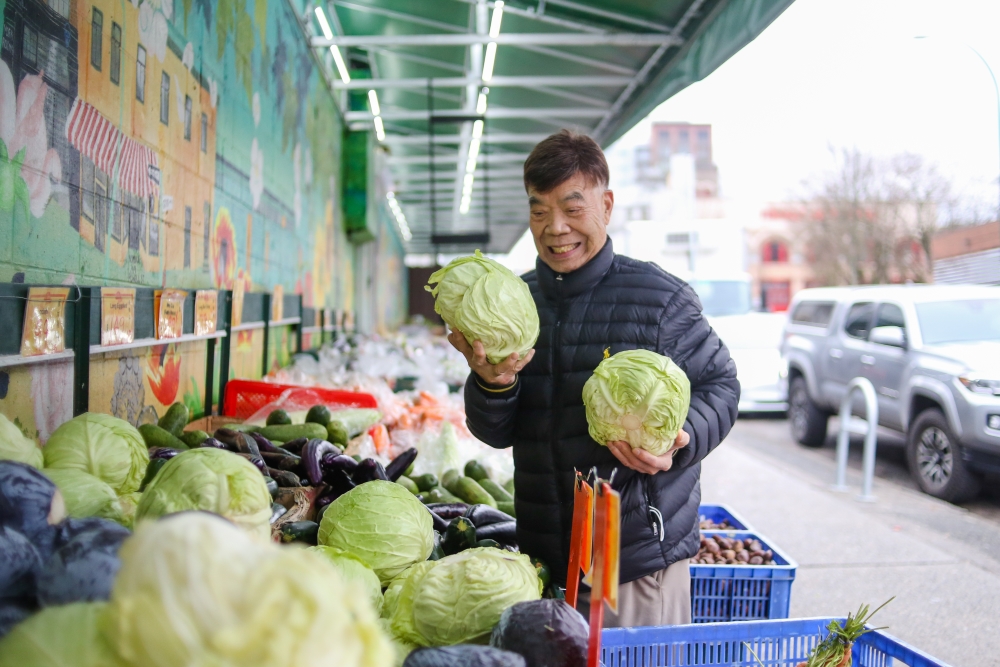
[252, 92, 261, 127]
[146, 344, 181, 406]
[211, 207, 236, 290]
[182, 42, 194, 70]
[249, 138, 264, 210]
[0, 61, 62, 218]
[138, 2, 169, 62]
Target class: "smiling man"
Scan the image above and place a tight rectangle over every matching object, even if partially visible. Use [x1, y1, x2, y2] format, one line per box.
[449, 130, 740, 627]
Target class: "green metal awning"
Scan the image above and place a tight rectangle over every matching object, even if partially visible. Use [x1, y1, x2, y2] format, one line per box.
[310, 0, 795, 254]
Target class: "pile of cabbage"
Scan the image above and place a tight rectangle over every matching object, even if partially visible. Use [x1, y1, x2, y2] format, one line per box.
[426, 251, 539, 364]
[583, 349, 691, 456]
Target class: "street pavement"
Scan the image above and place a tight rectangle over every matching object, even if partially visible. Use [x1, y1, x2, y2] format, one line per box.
[701, 416, 1000, 667]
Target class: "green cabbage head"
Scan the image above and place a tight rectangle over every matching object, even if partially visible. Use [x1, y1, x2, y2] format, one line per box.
[0, 413, 42, 468]
[387, 548, 542, 647]
[104, 512, 393, 667]
[135, 448, 272, 541]
[44, 413, 148, 495]
[426, 251, 539, 364]
[583, 349, 691, 456]
[0, 602, 117, 667]
[309, 546, 384, 614]
[318, 480, 434, 585]
[42, 468, 125, 524]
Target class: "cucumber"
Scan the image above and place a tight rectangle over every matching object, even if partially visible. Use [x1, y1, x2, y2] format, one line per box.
[396, 475, 420, 495]
[326, 422, 348, 446]
[326, 409, 381, 444]
[139, 458, 168, 491]
[497, 501, 516, 518]
[306, 405, 332, 426]
[280, 521, 319, 545]
[139, 424, 190, 451]
[450, 477, 497, 509]
[442, 517, 477, 555]
[502, 478, 515, 496]
[404, 462, 415, 477]
[257, 423, 327, 443]
[266, 409, 292, 426]
[158, 403, 189, 436]
[441, 468, 461, 491]
[424, 487, 462, 504]
[479, 478, 513, 503]
[180, 430, 210, 448]
[464, 460, 490, 482]
[411, 473, 439, 492]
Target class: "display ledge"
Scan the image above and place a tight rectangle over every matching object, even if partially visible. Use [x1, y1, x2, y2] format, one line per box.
[0, 350, 75, 369]
[301, 326, 321, 335]
[231, 317, 302, 332]
[90, 331, 227, 355]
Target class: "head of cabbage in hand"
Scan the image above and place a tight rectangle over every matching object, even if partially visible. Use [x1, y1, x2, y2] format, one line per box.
[426, 251, 539, 365]
[583, 349, 691, 456]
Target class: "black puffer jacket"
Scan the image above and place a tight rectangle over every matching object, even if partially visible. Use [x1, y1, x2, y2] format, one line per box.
[465, 239, 739, 586]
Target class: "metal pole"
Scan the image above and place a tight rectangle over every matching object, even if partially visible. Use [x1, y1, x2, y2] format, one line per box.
[833, 377, 879, 501]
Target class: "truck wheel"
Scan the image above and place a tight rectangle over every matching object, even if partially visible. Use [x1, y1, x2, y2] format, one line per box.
[907, 409, 980, 504]
[789, 376, 828, 447]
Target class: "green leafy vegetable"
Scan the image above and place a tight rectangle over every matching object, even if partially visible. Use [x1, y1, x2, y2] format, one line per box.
[42, 468, 125, 524]
[0, 413, 42, 468]
[44, 413, 149, 495]
[582, 349, 691, 456]
[426, 251, 539, 364]
[135, 448, 272, 541]
[0, 602, 117, 667]
[318, 480, 434, 586]
[309, 546, 385, 614]
[387, 547, 542, 647]
[105, 512, 393, 667]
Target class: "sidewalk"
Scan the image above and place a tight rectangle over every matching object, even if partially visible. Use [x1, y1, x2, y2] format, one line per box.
[701, 420, 1000, 667]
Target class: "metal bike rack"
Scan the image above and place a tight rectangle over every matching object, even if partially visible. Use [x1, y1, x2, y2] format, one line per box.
[833, 376, 879, 502]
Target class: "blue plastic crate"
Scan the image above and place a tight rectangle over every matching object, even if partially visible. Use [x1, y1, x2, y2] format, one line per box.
[690, 532, 796, 623]
[601, 618, 952, 667]
[699, 504, 753, 531]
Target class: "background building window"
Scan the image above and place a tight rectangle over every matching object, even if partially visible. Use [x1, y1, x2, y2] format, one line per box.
[148, 196, 159, 256]
[90, 9, 102, 71]
[184, 96, 192, 140]
[22, 27, 37, 67]
[46, 0, 70, 17]
[678, 129, 690, 154]
[200, 113, 207, 152]
[110, 23, 121, 84]
[696, 129, 710, 160]
[136, 46, 146, 102]
[159, 72, 169, 124]
[81, 157, 95, 222]
[762, 239, 789, 263]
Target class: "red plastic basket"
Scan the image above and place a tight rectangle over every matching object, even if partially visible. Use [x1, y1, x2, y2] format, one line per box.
[222, 379, 378, 420]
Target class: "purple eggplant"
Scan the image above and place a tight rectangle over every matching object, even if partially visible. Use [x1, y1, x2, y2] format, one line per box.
[425, 505, 449, 533]
[353, 458, 389, 484]
[464, 504, 514, 528]
[148, 447, 181, 460]
[425, 503, 470, 520]
[280, 438, 308, 455]
[235, 453, 267, 475]
[315, 470, 356, 509]
[197, 438, 227, 449]
[385, 448, 418, 482]
[266, 468, 301, 487]
[249, 432, 291, 455]
[302, 439, 340, 486]
[213, 428, 244, 452]
[473, 520, 517, 545]
[260, 451, 302, 471]
[321, 454, 359, 475]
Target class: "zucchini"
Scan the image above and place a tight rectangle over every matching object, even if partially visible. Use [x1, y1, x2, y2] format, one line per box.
[396, 475, 420, 495]
[497, 501, 516, 518]
[139, 424, 189, 451]
[280, 521, 319, 545]
[411, 473, 439, 492]
[257, 423, 328, 443]
[442, 517, 477, 555]
[179, 430, 210, 448]
[306, 405, 332, 426]
[158, 402, 189, 436]
[266, 409, 292, 426]
[440, 468, 461, 492]
[478, 478, 513, 503]
[464, 460, 490, 482]
[475, 539, 501, 550]
[530, 556, 551, 589]
[450, 477, 497, 509]
[139, 458, 168, 491]
[270, 502, 287, 524]
[265, 477, 279, 499]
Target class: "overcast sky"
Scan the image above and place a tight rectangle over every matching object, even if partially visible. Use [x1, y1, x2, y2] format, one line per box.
[497, 0, 1000, 269]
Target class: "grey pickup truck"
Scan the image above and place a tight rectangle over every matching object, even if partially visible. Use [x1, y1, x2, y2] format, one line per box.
[781, 284, 1000, 503]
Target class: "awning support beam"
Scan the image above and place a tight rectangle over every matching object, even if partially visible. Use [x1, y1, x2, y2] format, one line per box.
[311, 33, 682, 48]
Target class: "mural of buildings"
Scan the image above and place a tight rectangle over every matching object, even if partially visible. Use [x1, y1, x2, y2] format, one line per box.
[0, 0, 407, 437]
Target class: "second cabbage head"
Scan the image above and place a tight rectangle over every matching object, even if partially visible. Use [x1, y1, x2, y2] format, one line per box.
[426, 251, 539, 364]
[583, 349, 691, 456]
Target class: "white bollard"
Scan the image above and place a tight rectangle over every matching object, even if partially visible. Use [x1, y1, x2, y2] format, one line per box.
[833, 377, 879, 502]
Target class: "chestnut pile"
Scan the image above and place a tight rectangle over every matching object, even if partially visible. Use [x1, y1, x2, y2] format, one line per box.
[694, 534, 774, 565]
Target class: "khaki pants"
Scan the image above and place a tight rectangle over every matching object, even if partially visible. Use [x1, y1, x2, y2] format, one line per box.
[576, 559, 691, 628]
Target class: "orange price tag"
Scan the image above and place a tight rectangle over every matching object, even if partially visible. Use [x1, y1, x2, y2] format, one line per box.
[20, 287, 70, 356]
[100, 287, 135, 346]
[156, 289, 187, 339]
[194, 291, 218, 336]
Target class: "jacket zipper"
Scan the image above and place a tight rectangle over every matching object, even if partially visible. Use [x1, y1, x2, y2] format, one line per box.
[643, 479, 665, 542]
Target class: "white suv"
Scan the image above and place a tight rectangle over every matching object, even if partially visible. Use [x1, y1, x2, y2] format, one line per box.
[781, 285, 1000, 503]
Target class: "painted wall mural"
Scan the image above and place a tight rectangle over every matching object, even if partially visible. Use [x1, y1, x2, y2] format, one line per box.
[0, 0, 407, 433]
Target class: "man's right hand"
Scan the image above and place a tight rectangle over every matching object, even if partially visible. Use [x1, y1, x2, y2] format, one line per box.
[447, 328, 535, 387]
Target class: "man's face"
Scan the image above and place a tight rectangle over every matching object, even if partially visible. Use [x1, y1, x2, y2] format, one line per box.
[528, 172, 614, 274]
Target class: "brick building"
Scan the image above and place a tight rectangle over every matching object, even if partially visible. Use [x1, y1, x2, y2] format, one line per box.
[932, 221, 1000, 285]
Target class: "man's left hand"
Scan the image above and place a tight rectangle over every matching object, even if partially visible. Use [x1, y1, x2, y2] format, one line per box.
[607, 430, 690, 475]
